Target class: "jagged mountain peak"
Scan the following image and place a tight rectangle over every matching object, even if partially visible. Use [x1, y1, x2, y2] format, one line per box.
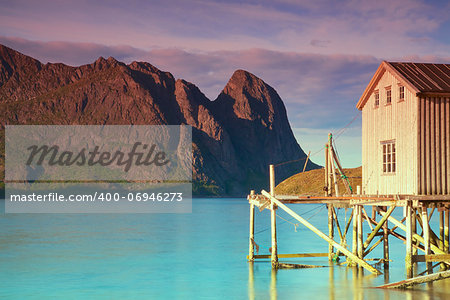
[0, 44, 318, 195]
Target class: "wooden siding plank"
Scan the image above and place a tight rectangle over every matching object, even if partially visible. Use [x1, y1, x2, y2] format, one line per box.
[420, 97, 426, 194]
[436, 98, 442, 194]
[426, 98, 432, 195]
[447, 98, 450, 194]
[441, 98, 447, 194]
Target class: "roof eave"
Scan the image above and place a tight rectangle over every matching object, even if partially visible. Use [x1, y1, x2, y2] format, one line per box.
[356, 61, 422, 110]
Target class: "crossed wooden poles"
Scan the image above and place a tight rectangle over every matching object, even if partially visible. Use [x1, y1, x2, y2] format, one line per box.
[247, 134, 450, 278]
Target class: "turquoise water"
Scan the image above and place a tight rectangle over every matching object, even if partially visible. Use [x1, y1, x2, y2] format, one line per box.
[1, 198, 450, 299]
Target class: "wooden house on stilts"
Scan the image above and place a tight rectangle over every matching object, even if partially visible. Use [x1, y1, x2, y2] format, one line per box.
[357, 61, 450, 196]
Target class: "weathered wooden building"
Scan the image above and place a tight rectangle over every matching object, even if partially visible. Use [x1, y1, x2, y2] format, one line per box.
[357, 61, 450, 195]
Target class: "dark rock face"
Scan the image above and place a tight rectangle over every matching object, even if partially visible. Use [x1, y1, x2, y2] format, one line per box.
[0, 44, 318, 196]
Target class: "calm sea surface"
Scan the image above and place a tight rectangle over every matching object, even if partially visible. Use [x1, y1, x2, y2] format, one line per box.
[1, 198, 450, 299]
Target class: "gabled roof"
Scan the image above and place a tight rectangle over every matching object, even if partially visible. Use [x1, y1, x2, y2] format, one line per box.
[356, 61, 450, 110]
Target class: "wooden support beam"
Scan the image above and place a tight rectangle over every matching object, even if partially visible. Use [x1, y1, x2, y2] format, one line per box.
[383, 207, 389, 270]
[422, 207, 432, 274]
[361, 207, 374, 231]
[328, 204, 334, 261]
[332, 207, 343, 241]
[247, 253, 345, 259]
[357, 205, 363, 259]
[324, 145, 329, 197]
[446, 208, 449, 255]
[352, 206, 358, 258]
[363, 237, 383, 257]
[428, 207, 435, 222]
[344, 211, 353, 237]
[412, 208, 418, 258]
[331, 146, 352, 194]
[334, 208, 350, 259]
[406, 202, 413, 277]
[269, 165, 278, 268]
[248, 197, 255, 261]
[413, 254, 450, 262]
[329, 144, 339, 197]
[440, 210, 445, 270]
[378, 210, 446, 254]
[416, 211, 440, 247]
[363, 206, 395, 249]
[302, 151, 311, 173]
[261, 190, 381, 275]
[376, 270, 450, 289]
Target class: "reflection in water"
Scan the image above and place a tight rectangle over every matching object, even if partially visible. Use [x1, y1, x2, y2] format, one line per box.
[270, 268, 277, 300]
[248, 262, 254, 300]
[329, 263, 334, 300]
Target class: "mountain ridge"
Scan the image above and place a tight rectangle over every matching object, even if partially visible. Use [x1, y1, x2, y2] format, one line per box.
[0, 44, 319, 195]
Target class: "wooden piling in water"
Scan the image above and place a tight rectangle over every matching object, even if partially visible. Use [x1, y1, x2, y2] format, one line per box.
[357, 205, 363, 260]
[269, 165, 278, 268]
[324, 144, 329, 197]
[382, 206, 389, 270]
[261, 190, 381, 275]
[446, 207, 449, 264]
[378, 210, 446, 255]
[406, 201, 413, 278]
[329, 139, 339, 197]
[352, 206, 358, 262]
[328, 204, 334, 261]
[421, 206, 432, 274]
[248, 190, 255, 262]
[363, 206, 395, 250]
[440, 209, 445, 270]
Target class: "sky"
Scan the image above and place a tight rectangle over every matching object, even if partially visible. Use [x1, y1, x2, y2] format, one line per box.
[1, 0, 449, 167]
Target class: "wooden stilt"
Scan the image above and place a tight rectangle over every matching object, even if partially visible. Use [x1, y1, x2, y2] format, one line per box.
[269, 165, 278, 268]
[412, 208, 418, 275]
[378, 210, 446, 255]
[406, 201, 413, 278]
[364, 237, 383, 257]
[421, 206, 432, 274]
[324, 145, 329, 197]
[416, 211, 440, 247]
[332, 207, 343, 241]
[248, 262, 255, 300]
[383, 206, 389, 270]
[270, 268, 277, 300]
[352, 206, 358, 265]
[412, 208, 418, 256]
[352, 206, 358, 256]
[357, 205, 363, 260]
[329, 141, 339, 197]
[446, 207, 449, 261]
[261, 190, 381, 275]
[248, 190, 255, 262]
[328, 204, 334, 261]
[363, 206, 395, 249]
[440, 209, 445, 270]
[447, 207, 450, 252]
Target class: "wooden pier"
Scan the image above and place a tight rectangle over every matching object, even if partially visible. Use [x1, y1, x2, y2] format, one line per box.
[247, 134, 450, 287]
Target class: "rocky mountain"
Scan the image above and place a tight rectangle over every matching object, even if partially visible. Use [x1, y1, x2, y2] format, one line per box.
[0, 44, 318, 196]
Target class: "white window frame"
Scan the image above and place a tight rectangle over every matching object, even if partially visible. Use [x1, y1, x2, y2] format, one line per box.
[381, 140, 396, 174]
[385, 86, 392, 105]
[374, 90, 380, 108]
[399, 85, 405, 101]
